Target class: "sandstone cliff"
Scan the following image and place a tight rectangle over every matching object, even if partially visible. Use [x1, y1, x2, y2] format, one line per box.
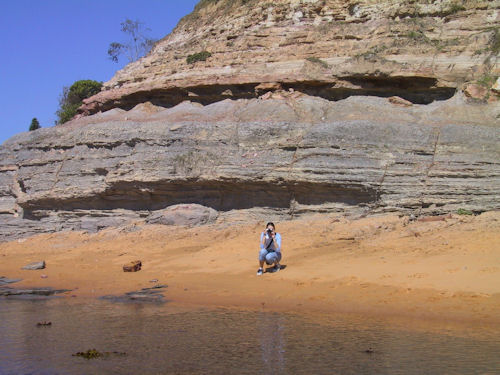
[79, 0, 499, 114]
[1, 94, 499, 241]
[0, 0, 499, 241]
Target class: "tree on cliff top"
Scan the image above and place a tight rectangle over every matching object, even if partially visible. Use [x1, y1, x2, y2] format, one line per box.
[56, 80, 102, 124]
[29, 118, 41, 131]
[108, 19, 157, 63]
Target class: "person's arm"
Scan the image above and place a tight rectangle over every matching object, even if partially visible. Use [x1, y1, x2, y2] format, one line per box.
[260, 232, 265, 249]
[274, 233, 281, 252]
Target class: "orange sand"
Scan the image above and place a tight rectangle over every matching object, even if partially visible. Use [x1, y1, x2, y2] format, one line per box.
[1, 212, 499, 327]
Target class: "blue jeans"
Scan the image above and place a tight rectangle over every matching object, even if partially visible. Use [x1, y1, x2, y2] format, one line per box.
[259, 249, 282, 265]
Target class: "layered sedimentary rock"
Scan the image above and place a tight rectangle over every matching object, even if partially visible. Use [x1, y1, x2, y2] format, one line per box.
[1, 94, 499, 241]
[79, 0, 499, 114]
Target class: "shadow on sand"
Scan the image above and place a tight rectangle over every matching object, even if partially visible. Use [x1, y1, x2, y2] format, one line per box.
[265, 264, 287, 274]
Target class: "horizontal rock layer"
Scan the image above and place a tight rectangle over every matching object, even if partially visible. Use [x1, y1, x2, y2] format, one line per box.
[1, 94, 499, 241]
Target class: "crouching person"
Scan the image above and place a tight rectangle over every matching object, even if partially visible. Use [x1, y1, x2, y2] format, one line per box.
[257, 222, 282, 275]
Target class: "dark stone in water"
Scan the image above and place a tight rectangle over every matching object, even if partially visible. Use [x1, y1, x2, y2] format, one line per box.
[0, 286, 71, 298]
[22, 261, 46, 270]
[0, 276, 22, 286]
[73, 349, 103, 359]
[100, 285, 167, 303]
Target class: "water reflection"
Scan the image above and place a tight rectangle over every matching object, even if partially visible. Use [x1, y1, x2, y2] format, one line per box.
[258, 312, 285, 374]
[0, 298, 499, 375]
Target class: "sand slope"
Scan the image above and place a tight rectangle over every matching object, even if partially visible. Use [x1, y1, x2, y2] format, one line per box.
[1, 212, 499, 326]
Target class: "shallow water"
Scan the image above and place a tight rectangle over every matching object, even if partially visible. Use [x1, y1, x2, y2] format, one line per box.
[0, 299, 499, 375]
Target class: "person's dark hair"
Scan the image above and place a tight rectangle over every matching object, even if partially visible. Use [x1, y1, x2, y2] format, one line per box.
[266, 222, 275, 229]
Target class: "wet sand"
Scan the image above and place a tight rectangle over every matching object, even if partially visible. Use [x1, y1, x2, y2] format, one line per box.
[1, 211, 499, 326]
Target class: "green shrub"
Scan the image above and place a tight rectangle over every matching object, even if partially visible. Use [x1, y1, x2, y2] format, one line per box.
[56, 80, 102, 124]
[406, 30, 430, 43]
[457, 208, 473, 216]
[56, 103, 81, 124]
[186, 51, 212, 64]
[29, 118, 41, 131]
[448, 2, 466, 14]
[476, 74, 498, 88]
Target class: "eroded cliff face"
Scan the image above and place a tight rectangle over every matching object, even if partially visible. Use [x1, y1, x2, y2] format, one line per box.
[1, 94, 499, 241]
[0, 0, 499, 241]
[79, 0, 499, 114]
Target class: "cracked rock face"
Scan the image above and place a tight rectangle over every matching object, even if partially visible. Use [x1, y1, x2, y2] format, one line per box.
[79, 0, 499, 115]
[1, 94, 499, 242]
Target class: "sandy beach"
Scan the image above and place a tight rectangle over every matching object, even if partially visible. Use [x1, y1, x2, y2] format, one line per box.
[1, 211, 499, 327]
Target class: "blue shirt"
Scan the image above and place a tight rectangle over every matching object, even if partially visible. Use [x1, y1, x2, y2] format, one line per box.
[260, 232, 282, 252]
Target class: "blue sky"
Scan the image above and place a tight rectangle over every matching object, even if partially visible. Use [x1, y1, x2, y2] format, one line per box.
[0, 0, 199, 144]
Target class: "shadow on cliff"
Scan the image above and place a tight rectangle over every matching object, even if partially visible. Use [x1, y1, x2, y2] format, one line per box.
[21, 179, 378, 218]
[93, 77, 456, 114]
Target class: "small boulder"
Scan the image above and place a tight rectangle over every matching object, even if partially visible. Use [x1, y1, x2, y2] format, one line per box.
[22, 261, 45, 270]
[123, 260, 142, 272]
[255, 82, 282, 94]
[491, 77, 500, 95]
[463, 84, 488, 101]
[388, 96, 413, 107]
[259, 91, 272, 100]
[146, 204, 218, 227]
